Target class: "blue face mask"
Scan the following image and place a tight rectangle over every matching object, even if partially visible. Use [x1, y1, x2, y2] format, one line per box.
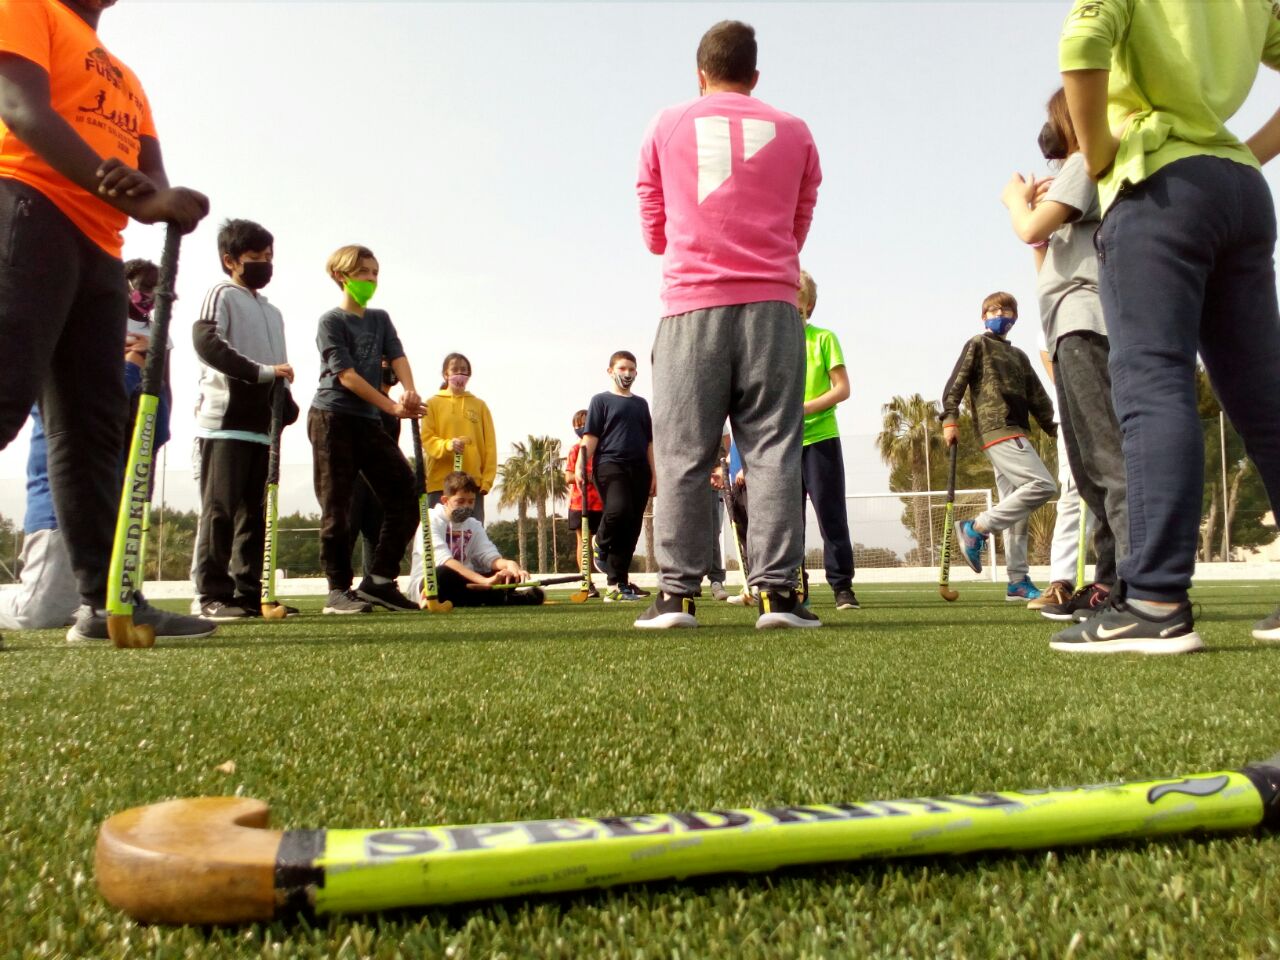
[984, 316, 1016, 337]
[574, 427, 586, 438]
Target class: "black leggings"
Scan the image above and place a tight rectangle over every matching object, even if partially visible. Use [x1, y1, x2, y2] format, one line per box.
[594, 460, 650, 585]
[0, 181, 128, 607]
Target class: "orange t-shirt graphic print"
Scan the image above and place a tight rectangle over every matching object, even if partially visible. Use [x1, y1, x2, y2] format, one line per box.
[0, 0, 156, 256]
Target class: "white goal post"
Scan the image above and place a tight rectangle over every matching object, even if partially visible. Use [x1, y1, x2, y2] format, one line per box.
[720, 489, 998, 584]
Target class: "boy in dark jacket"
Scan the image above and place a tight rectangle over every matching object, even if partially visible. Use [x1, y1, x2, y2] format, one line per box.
[942, 292, 1058, 600]
[192, 219, 296, 620]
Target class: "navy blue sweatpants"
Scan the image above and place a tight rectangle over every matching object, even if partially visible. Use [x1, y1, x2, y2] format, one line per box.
[801, 436, 854, 592]
[1098, 156, 1280, 602]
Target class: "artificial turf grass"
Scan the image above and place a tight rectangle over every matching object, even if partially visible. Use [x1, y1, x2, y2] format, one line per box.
[1, 583, 1278, 958]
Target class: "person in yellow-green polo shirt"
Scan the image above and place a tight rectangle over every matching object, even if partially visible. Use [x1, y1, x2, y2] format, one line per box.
[1050, 0, 1280, 655]
[798, 271, 858, 611]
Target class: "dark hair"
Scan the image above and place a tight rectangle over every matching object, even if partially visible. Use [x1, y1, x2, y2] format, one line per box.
[440, 352, 472, 389]
[697, 20, 757, 86]
[443, 470, 481, 497]
[1039, 87, 1078, 166]
[609, 350, 637, 367]
[123, 258, 158, 287]
[572, 409, 588, 428]
[217, 219, 274, 275]
[981, 291, 1018, 318]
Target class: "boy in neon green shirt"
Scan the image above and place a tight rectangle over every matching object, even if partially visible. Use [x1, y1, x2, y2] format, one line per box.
[1051, 0, 1280, 654]
[799, 271, 858, 610]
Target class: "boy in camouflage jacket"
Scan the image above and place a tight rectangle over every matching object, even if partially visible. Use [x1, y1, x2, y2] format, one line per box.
[942, 292, 1058, 600]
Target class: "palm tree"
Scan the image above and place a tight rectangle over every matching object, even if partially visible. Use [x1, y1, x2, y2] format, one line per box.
[877, 394, 945, 561]
[497, 444, 538, 569]
[524, 435, 568, 573]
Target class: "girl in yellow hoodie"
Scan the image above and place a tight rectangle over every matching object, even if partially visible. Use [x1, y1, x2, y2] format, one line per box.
[422, 353, 498, 521]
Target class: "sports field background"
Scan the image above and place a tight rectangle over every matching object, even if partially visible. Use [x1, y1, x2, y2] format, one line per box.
[2, 582, 1277, 957]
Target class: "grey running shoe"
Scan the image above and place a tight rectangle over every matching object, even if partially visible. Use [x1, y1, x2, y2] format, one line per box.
[67, 598, 216, 643]
[356, 578, 419, 612]
[323, 589, 373, 615]
[709, 581, 730, 602]
[199, 600, 253, 622]
[635, 592, 697, 629]
[1253, 605, 1280, 643]
[1049, 595, 1202, 655]
[756, 589, 822, 630]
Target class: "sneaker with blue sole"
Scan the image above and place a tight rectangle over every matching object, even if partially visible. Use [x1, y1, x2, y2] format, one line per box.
[592, 543, 609, 576]
[1006, 578, 1042, 602]
[954, 519, 986, 573]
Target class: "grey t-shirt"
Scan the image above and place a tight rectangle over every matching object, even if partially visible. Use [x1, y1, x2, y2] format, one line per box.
[311, 307, 405, 419]
[1037, 152, 1106, 356]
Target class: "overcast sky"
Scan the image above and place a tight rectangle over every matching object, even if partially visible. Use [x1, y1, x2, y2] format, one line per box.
[2, 1, 1279, 522]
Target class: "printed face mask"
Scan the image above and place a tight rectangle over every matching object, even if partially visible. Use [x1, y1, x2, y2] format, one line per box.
[612, 371, 636, 390]
[448, 506, 474, 524]
[448, 374, 470, 391]
[344, 279, 377, 307]
[984, 316, 1017, 337]
[240, 260, 273, 290]
[129, 288, 154, 317]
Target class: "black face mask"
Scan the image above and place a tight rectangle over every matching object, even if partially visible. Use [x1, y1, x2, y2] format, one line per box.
[1038, 122, 1068, 162]
[240, 260, 274, 290]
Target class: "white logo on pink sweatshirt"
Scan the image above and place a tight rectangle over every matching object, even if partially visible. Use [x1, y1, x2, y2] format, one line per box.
[638, 92, 821, 316]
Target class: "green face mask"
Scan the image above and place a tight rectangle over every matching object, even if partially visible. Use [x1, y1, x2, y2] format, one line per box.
[344, 279, 377, 308]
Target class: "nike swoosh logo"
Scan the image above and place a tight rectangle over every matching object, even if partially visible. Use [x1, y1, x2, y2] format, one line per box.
[1094, 623, 1139, 640]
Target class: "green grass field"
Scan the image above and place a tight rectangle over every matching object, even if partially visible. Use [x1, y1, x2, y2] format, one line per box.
[2, 582, 1278, 958]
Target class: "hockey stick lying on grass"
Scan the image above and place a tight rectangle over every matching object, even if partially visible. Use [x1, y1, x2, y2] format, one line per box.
[96, 753, 1280, 925]
[106, 227, 180, 649]
[260, 384, 289, 620]
[938, 440, 959, 602]
[467, 574, 582, 591]
[411, 421, 452, 613]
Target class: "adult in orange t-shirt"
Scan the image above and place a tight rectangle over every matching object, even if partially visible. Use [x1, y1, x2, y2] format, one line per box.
[0, 0, 210, 642]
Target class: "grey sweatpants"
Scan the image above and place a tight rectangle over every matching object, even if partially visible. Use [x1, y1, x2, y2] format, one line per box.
[977, 436, 1057, 582]
[652, 302, 806, 596]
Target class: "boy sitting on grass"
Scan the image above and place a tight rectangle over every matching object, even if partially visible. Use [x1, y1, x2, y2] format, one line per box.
[408, 471, 544, 607]
[942, 292, 1058, 600]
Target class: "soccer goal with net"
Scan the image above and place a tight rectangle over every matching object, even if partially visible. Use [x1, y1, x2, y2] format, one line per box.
[720, 489, 998, 584]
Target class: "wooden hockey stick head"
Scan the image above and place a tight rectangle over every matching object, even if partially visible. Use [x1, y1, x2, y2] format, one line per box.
[107, 615, 156, 649]
[261, 603, 288, 620]
[96, 797, 282, 925]
[938, 585, 959, 602]
[422, 598, 454, 613]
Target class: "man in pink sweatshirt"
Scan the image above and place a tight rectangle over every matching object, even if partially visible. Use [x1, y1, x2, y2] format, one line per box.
[634, 20, 822, 631]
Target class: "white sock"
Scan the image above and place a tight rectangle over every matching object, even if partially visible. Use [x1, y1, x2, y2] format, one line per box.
[370, 575, 392, 585]
[1128, 597, 1177, 618]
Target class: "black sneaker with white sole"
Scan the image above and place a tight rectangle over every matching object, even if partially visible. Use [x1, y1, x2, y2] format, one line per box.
[1039, 583, 1110, 623]
[1049, 595, 1203, 655]
[507, 586, 546, 606]
[67, 598, 217, 642]
[834, 588, 860, 610]
[756, 589, 822, 630]
[233, 596, 301, 618]
[199, 600, 254, 622]
[356, 578, 420, 612]
[323, 589, 373, 615]
[634, 592, 698, 629]
[1253, 605, 1280, 643]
